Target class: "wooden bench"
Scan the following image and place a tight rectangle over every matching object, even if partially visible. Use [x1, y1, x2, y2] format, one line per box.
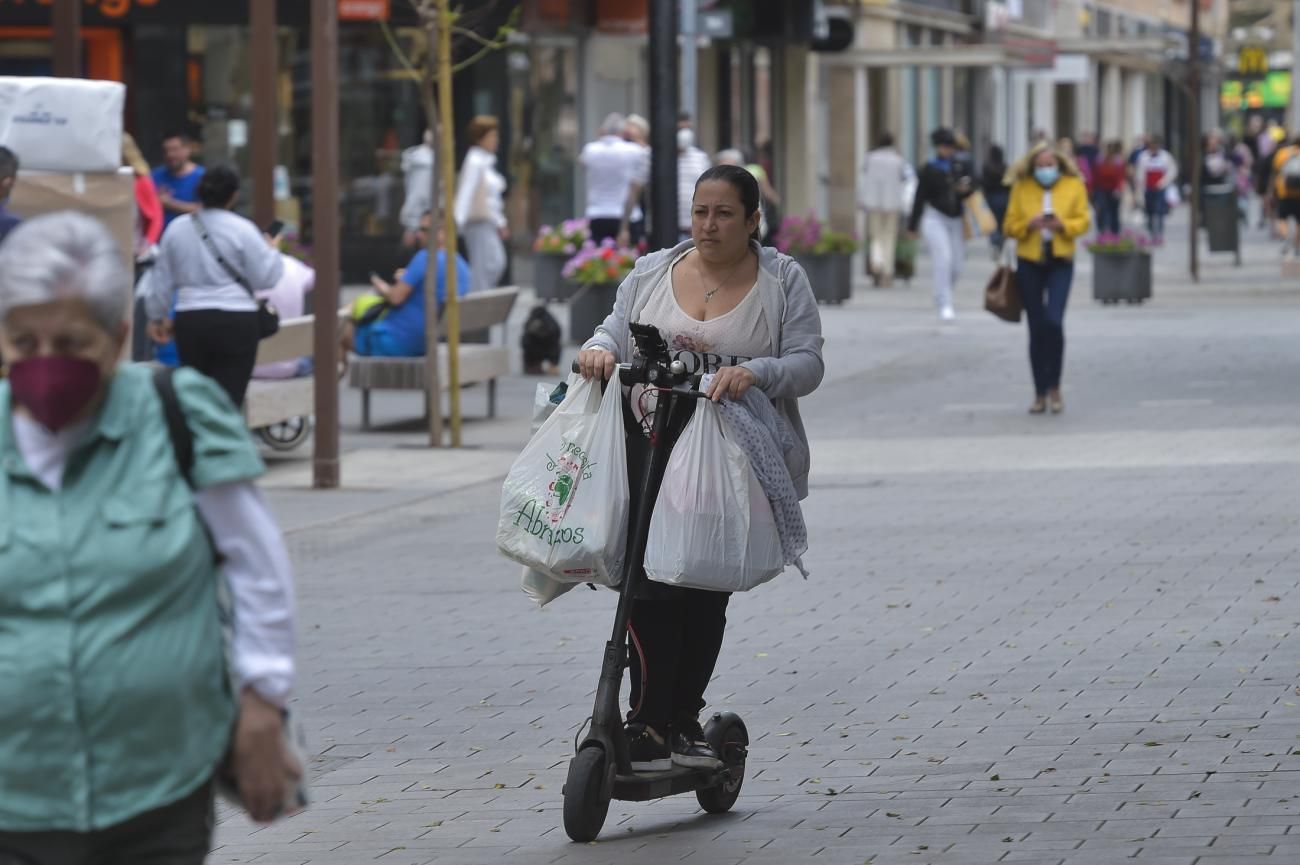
[347, 287, 519, 429]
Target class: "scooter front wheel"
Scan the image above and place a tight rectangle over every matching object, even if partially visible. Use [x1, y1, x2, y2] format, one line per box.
[697, 715, 748, 814]
[563, 745, 612, 842]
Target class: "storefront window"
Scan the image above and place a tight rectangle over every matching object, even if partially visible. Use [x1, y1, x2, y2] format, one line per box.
[507, 41, 580, 233]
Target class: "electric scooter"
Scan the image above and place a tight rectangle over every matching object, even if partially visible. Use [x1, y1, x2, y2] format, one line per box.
[562, 322, 749, 843]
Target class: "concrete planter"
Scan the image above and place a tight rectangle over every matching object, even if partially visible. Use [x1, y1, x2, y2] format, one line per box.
[1092, 251, 1152, 305]
[796, 253, 852, 305]
[568, 282, 619, 345]
[534, 253, 575, 301]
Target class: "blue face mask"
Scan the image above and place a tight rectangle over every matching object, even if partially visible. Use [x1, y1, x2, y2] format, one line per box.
[1035, 166, 1060, 187]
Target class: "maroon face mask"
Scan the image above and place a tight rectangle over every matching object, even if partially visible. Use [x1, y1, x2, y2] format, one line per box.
[7, 355, 104, 431]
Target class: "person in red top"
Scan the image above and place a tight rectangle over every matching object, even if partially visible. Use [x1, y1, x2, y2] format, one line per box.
[123, 133, 164, 259]
[1092, 140, 1128, 235]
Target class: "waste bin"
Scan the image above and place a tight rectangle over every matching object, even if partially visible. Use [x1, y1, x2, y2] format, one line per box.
[568, 283, 618, 345]
[1202, 184, 1241, 265]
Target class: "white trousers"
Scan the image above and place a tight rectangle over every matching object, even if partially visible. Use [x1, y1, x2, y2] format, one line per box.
[920, 208, 965, 310]
[866, 210, 900, 280]
[463, 220, 506, 294]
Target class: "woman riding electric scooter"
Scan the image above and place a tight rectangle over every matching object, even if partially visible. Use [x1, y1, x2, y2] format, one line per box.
[577, 165, 824, 773]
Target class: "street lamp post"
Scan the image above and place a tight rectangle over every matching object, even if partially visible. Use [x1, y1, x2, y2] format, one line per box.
[1188, 0, 1201, 283]
[250, 0, 278, 229]
[311, 0, 341, 489]
[648, 0, 680, 252]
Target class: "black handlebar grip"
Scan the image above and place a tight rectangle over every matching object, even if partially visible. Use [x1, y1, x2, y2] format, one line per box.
[571, 359, 581, 374]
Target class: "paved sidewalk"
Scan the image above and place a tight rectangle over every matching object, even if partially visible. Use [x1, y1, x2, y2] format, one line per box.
[215, 215, 1300, 864]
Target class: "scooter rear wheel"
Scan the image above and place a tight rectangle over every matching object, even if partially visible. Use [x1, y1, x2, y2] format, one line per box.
[696, 719, 748, 814]
[563, 746, 612, 842]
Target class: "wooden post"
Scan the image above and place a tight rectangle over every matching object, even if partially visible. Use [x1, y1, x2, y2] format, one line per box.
[52, 0, 81, 79]
[438, 0, 463, 447]
[311, 0, 341, 488]
[421, 10, 445, 448]
[251, 0, 279, 229]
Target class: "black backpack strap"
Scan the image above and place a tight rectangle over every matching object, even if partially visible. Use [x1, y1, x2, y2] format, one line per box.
[152, 366, 195, 488]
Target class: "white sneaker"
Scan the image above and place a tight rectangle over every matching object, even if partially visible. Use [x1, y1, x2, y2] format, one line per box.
[939, 305, 956, 322]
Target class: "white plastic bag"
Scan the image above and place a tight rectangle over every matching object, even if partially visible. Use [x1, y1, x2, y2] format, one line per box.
[644, 401, 785, 592]
[0, 77, 124, 172]
[497, 374, 628, 585]
[520, 566, 577, 607]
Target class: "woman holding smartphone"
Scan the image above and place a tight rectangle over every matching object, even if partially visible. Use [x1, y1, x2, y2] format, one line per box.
[1002, 143, 1091, 414]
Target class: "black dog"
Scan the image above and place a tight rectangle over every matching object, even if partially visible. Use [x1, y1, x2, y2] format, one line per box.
[521, 304, 562, 375]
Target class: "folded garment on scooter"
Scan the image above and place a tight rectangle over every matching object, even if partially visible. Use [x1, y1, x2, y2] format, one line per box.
[706, 377, 809, 577]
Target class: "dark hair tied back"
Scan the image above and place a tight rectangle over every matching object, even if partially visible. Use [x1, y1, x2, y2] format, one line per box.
[197, 165, 240, 209]
[694, 164, 763, 242]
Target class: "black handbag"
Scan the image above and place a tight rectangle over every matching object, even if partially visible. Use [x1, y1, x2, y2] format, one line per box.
[191, 212, 280, 339]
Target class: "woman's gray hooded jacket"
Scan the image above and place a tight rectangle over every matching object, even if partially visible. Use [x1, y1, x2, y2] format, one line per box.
[582, 239, 824, 498]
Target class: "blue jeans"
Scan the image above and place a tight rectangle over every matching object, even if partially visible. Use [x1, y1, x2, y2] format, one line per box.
[1017, 257, 1074, 396]
[1144, 189, 1167, 238]
[1095, 191, 1121, 235]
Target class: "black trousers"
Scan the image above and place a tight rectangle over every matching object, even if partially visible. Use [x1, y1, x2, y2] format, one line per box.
[622, 395, 730, 734]
[0, 781, 213, 865]
[173, 309, 261, 408]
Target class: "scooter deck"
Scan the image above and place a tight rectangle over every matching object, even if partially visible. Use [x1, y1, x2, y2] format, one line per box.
[613, 766, 723, 802]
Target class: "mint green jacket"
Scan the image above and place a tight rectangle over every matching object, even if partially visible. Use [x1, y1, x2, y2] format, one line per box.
[0, 363, 263, 831]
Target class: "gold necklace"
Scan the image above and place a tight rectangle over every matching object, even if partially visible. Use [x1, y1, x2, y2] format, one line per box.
[698, 251, 747, 303]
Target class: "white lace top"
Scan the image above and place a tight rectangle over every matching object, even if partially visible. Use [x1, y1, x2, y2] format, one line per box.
[634, 250, 772, 376]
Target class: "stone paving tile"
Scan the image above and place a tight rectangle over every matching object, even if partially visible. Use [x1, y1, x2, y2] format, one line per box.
[214, 223, 1300, 864]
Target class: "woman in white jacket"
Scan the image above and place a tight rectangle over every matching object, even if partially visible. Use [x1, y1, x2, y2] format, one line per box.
[455, 116, 508, 294]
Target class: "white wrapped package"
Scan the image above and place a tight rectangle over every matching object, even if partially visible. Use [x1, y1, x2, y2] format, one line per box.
[0, 77, 125, 173]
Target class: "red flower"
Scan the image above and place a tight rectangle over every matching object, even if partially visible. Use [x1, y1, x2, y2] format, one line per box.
[606, 266, 619, 279]
[600, 248, 615, 261]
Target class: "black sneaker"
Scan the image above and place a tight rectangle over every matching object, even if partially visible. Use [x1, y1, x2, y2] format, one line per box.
[671, 718, 723, 769]
[626, 723, 671, 772]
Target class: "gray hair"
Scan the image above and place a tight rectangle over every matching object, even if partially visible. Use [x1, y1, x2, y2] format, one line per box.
[625, 113, 650, 138]
[0, 211, 131, 333]
[715, 148, 745, 166]
[599, 112, 627, 137]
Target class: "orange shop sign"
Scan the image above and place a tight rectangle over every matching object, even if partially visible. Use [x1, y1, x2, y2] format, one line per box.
[339, 0, 390, 21]
[0, 0, 161, 20]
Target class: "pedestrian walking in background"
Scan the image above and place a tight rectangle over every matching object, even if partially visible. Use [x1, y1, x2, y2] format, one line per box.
[0, 212, 300, 862]
[1092, 140, 1128, 235]
[1134, 135, 1178, 242]
[400, 130, 435, 248]
[1268, 135, 1300, 258]
[908, 128, 975, 321]
[981, 144, 1010, 251]
[1202, 130, 1236, 187]
[455, 115, 508, 295]
[1075, 132, 1099, 179]
[676, 128, 711, 241]
[122, 133, 164, 263]
[859, 132, 909, 286]
[1002, 143, 1090, 415]
[144, 166, 284, 408]
[1230, 134, 1254, 224]
[580, 113, 648, 246]
[0, 145, 21, 247]
[151, 132, 206, 229]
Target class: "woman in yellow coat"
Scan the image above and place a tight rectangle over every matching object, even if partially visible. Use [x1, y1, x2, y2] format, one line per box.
[1002, 143, 1091, 414]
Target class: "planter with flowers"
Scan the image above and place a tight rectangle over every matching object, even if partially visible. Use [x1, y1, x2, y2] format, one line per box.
[774, 214, 858, 305]
[563, 240, 638, 344]
[532, 220, 590, 301]
[1087, 231, 1154, 305]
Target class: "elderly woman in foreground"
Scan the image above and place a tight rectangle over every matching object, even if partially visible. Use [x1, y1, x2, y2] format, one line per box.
[0, 212, 300, 863]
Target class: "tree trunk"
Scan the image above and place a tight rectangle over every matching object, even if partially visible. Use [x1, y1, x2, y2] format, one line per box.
[421, 19, 444, 447]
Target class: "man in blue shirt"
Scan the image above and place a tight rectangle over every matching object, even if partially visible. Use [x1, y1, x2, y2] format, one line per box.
[151, 132, 206, 229]
[0, 146, 21, 247]
[348, 211, 471, 357]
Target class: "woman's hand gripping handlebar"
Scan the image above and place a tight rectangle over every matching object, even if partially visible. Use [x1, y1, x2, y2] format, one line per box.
[572, 351, 750, 403]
